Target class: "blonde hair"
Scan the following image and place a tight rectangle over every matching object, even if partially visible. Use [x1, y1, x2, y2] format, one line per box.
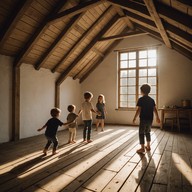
[97, 94, 105, 103]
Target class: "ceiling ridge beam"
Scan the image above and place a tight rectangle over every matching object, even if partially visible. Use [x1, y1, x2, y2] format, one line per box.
[34, 14, 82, 70]
[14, 0, 68, 67]
[99, 31, 148, 41]
[143, 0, 172, 48]
[48, 0, 103, 24]
[79, 39, 122, 83]
[56, 14, 120, 86]
[51, 5, 113, 73]
[0, 0, 34, 50]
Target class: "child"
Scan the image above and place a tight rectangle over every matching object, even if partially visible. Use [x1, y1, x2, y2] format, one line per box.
[95, 94, 107, 132]
[37, 107, 69, 155]
[67, 105, 78, 144]
[133, 84, 160, 153]
[78, 91, 98, 143]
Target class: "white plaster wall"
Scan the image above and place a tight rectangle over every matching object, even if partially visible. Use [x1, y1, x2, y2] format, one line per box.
[81, 35, 192, 126]
[60, 77, 82, 124]
[20, 64, 81, 139]
[0, 55, 13, 143]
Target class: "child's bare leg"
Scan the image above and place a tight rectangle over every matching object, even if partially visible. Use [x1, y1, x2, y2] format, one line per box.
[95, 120, 100, 131]
[101, 119, 104, 131]
[68, 131, 72, 143]
[72, 129, 76, 143]
[145, 141, 151, 151]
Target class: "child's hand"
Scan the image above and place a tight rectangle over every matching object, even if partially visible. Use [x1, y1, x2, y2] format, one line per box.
[156, 117, 160, 123]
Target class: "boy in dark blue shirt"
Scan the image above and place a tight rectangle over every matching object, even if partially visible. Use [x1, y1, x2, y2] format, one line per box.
[133, 84, 160, 153]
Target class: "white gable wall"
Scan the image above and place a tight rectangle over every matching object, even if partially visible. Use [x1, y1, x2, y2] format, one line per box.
[81, 35, 192, 126]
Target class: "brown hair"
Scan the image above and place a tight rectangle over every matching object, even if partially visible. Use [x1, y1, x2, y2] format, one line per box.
[67, 105, 75, 112]
[140, 84, 151, 94]
[84, 91, 93, 100]
[50, 108, 61, 117]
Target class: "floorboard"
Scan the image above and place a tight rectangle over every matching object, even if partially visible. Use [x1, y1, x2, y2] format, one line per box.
[0, 125, 192, 192]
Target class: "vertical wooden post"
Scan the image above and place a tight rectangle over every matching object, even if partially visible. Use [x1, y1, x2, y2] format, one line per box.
[55, 84, 60, 108]
[12, 66, 20, 141]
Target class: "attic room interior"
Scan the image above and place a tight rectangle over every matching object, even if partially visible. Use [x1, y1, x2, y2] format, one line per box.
[0, 0, 192, 191]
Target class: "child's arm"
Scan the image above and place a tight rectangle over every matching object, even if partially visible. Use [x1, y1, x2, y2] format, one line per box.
[154, 106, 160, 123]
[37, 125, 46, 132]
[78, 109, 82, 116]
[133, 106, 141, 123]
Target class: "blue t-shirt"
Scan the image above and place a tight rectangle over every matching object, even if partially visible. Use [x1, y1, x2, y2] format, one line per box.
[137, 95, 155, 121]
[44, 117, 63, 137]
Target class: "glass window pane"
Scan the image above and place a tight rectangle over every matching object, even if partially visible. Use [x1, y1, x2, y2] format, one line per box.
[128, 86, 135, 94]
[120, 70, 128, 77]
[148, 77, 156, 85]
[139, 69, 147, 77]
[129, 60, 136, 68]
[139, 59, 147, 67]
[128, 70, 136, 77]
[129, 52, 136, 59]
[120, 102, 127, 107]
[128, 78, 136, 85]
[120, 53, 128, 60]
[128, 95, 136, 102]
[139, 77, 147, 85]
[148, 49, 156, 58]
[120, 61, 128, 68]
[120, 78, 127, 86]
[120, 95, 127, 101]
[120, 87, 128, 94]
[150, 86, 156, 94]
[128, 102, 136, 108]
[150, 95, 156, 103]
[148, 68, 156, 76]
[148, 58, 156, 66]
[139, 50, 147, 58]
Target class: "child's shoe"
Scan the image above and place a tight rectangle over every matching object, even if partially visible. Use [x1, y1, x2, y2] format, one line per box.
[136, 148, 145, 153]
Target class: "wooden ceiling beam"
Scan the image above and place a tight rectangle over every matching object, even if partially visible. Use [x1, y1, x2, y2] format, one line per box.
[79, 39, 122, 83]
[14, 0, 68, 67]
[34, 14, 82, 70]
[173, 0, 192, 7]
[51, 5, 113, 73]
[143, 0, 172, 48]
[99, 31, 148, 41]
[56, 14, 120, 86]
[108, 0, 151, 20]
[0, 0, 33, 50]
[155, 1, 192, 29]
[48, 0, 103, 24]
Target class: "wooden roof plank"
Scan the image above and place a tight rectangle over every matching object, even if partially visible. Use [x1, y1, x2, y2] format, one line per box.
[14, 0, 68, 67]
[99, 31, 148, 41]
[52, 5, 114, 73]
[79, 39, 122, 83]
[48, 0, 104, 24]
[34, 14, 82, 70]
[0, 0, 34, 50]
[143, 0, 172, 48]
[56, 14, 120, 86]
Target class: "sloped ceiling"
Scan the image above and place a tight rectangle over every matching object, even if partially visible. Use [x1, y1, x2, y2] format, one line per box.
[0, 0, 191, 85]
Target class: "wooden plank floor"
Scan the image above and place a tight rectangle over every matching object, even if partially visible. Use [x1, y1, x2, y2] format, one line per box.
[0, 125, 192, 192]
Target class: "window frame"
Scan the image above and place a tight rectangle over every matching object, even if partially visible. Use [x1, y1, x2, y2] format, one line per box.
[118, 48, 159, 110]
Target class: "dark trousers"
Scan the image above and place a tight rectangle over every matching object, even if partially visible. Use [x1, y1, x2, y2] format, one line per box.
[83, 120, 92, 140]
[139, 120, 152, 144]
[45, 135, 58, 151]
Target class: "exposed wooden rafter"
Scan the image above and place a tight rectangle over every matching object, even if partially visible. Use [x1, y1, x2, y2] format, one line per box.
[34, 14, 83, 70]
[99, 31, 148, 41]
[56, 14, 120, 86]
[0, 0, 33, 50]
[143, 0, 172, 48]
[51, 5, 114, 73]
[14, 0, 68, 67]
[79, 39, 122, 83]
[48, 0, 104, 24]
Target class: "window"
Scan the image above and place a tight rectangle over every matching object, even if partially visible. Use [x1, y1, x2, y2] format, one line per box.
[118, 48, 158, 109]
